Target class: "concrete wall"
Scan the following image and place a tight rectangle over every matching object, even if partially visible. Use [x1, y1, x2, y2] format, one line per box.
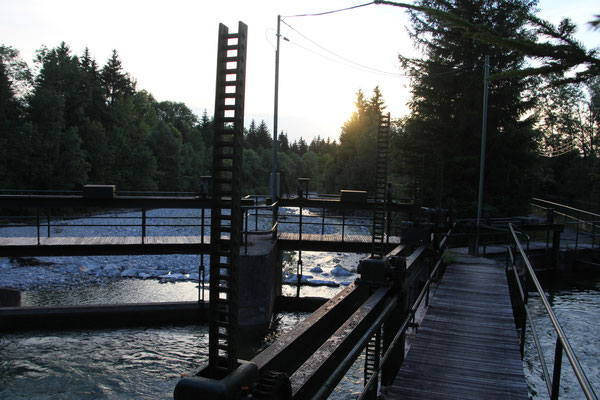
[0, 287, 21, 307]
[238, 235, 281, 329]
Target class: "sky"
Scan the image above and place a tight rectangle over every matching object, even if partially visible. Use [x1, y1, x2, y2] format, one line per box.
[0, 0, 598, 143]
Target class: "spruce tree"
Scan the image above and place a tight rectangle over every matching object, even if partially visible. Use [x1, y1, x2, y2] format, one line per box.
[396, 0, 539, 215]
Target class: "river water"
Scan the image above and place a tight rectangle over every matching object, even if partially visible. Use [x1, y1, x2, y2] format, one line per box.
[0, 207, 368, 399]
[524, 272, 600, 399]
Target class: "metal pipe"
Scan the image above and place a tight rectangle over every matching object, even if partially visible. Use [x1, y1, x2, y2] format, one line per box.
[475, 55, 490, 255]
[271, 14, 281, 216]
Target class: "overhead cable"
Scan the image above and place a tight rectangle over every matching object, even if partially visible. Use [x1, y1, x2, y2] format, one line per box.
[280, 21, 480, 78]
[283, 2, 375, 18]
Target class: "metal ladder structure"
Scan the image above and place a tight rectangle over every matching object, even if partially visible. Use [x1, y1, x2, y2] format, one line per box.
[208, 21, 247, 378]
[371, 112, 391, 259]
[364, 112, 391, 395]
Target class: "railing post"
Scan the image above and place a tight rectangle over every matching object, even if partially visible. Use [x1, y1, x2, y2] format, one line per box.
[551, 337, 564, 400]
[201, 208, 205, 244]
[341, 207, 345, 242]
[255, 206, 258, 230]
[272, 203, 279, 241]
[200, 263, 205, 304]
[47, 209, 51, 237]
[386, 209, 391, 245]
[299, 206, 303, 241]
[552, 229, 561, 270]
[244, 208, 249, 256]
[142, 208, 146, 244]
[321, 207, 325, 235]
[37, 208, 41, 245]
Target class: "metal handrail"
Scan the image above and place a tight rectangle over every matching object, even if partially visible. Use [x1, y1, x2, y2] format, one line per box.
[530, 200, 600, 250]
[532, 198, 600, 220]
[508, 223, 598, 400]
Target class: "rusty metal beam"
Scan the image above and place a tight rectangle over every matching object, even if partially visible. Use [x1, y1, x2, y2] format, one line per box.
[290, 287, 396, 399]
[251, 283, 369, 376]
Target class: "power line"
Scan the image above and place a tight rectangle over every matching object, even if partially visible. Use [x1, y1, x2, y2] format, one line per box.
[283, 2, 375, 18]
[284, 37, 404, 77]
[280, 20, 480, 78]
[282, 20, 403, 77]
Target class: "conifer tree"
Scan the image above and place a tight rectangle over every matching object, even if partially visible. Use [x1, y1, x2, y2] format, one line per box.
[395, 0, 539, 214]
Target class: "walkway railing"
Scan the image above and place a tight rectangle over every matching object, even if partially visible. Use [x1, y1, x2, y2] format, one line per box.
[507, 223, 598, 400]
[531, 198, 600, 250]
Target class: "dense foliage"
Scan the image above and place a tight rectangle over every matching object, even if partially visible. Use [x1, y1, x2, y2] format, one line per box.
[391, 0, 541, 215]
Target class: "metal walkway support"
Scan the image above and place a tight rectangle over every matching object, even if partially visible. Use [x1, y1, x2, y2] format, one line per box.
[208, 21, 247, 377]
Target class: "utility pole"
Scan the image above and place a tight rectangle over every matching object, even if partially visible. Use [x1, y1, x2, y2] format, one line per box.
[475, 55, 490, 255]
[271, 15, 281, 205]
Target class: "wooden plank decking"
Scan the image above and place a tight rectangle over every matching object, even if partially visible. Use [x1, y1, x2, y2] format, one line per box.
[0, 236, 212, 256]
[0, 233, 401, 256]
[386, 256, 529, 400]
[277, 232, 401, 253]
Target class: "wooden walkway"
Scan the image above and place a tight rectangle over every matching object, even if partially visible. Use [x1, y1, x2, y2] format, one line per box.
[386, 256, 529, 399]
[0, 233, 401, 256]
[278, 232, 401, 253]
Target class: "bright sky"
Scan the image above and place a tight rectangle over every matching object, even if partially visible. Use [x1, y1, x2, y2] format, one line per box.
[0, 0, 597, 143]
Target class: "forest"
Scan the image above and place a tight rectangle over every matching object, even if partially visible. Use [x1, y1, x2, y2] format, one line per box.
[1, 0, 599, 217]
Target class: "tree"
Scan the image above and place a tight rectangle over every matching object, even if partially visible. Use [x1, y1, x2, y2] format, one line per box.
[245, 119, 271, 150]
[376, 1, 600, 84]
[392, 0, 539, 214]
[334, 87, 386, 192]
[101, 49, 135, 104]
[26, 42, 90, 188]
[0, 50, 24, 187]
[278, 131, 290, 152]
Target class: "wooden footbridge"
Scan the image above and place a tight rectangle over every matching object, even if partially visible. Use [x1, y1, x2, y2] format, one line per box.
[387, 257, 529, 399]
[2, 20, 598, 400]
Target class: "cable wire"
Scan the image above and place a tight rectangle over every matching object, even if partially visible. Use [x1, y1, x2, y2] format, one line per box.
[282, 20, 403, 76]
[284, 2, 375, 18]
[280, 20, 481, 78]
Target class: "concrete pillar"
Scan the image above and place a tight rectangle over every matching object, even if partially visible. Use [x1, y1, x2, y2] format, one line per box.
[0, 287, 21, 307]
[238, 235, 281, 329]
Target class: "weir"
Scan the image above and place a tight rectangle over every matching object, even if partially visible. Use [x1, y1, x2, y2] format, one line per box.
[1, 21, 599, 400]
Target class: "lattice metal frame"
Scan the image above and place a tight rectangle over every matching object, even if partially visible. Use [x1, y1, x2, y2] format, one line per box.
[371, 112, 391, 259]
[208, 21, 247, 377]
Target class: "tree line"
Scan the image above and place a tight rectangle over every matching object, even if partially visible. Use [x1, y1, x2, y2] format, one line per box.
[0, 42, 396, 198]
[2, 0, 599, 217]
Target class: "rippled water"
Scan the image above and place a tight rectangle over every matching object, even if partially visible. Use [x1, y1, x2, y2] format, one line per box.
[524, 274, 600, 399]
[0, 326, 208, 399]
[0, 310, 365, 399]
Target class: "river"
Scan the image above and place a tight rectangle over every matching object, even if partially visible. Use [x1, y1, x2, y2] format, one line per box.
[0, 207, 368, 398]
[524, 271, 600, 399]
